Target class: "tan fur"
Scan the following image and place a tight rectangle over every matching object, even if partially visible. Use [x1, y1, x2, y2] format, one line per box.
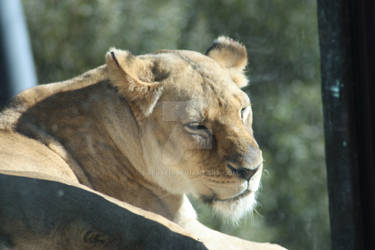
[0, 37, 285, 250]
[206, 36, 248, 87]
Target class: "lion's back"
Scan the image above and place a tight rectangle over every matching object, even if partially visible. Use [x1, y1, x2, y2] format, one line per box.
[0, 130, 79, 182]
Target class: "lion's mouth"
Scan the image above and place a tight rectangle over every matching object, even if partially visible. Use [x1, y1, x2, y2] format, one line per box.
[216, 189, 252, 202]
[200, 189, 252, 204]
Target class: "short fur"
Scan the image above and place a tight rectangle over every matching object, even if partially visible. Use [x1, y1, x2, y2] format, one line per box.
[0, 37, 285, 250]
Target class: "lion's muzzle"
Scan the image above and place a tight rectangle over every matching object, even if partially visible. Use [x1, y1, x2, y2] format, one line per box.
[224, 142, 263, 181]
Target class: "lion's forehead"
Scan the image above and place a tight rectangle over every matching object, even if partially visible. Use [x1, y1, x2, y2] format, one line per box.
[149, 50, 232, 81]
[150, 50, 250, 121]
[160, 91, 249, 126]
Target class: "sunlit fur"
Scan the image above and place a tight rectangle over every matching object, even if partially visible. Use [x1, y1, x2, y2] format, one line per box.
[122, 38, 263, 222]
[212, 191, 257, 224]
[0, 37, 283, 249]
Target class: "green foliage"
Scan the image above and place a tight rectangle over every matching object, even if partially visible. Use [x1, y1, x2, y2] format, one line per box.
[22, 1, 330, 249]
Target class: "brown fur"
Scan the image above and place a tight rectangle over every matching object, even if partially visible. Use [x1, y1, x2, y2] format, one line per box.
[0, 37, 285, 250]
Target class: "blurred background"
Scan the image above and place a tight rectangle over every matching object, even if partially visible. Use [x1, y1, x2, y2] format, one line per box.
[21, 0, 329, 249]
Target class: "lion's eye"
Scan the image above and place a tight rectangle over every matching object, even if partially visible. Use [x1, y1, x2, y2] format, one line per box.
[184, 122, 210, 138]
[240, 107, 251, 122]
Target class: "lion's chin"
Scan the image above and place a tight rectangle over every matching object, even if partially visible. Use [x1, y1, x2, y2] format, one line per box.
[210, 191, 257, 223]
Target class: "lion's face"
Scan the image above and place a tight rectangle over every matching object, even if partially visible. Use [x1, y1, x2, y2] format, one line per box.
[106, 37, 262, 219]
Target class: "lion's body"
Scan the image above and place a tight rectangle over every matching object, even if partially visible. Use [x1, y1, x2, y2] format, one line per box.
[0, 37, 285, 250]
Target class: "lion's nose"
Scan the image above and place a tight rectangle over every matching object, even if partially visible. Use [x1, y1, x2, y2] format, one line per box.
[226, 161, 261, 180]
[225, 144, 262, 180]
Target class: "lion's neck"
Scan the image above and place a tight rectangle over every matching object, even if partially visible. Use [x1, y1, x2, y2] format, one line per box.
[13, 71, 188, 221]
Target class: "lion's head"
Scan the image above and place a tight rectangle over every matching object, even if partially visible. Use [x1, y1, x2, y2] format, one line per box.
[105, 37, 263, 220]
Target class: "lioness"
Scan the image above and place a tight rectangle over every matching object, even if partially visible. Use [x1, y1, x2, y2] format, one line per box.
[0, 37, 285, 250]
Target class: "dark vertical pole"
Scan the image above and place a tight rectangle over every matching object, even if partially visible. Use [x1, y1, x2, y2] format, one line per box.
[348, 1, 375, 250]
[318, 1, 375, 250]
[0, 0, 37, 108]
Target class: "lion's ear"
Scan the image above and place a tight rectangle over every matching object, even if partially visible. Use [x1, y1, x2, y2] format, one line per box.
[206, 36, 248, 88]
[106, 48, 163, 120]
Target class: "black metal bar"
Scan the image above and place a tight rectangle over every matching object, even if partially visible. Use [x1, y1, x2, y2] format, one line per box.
[348, 2, 375, 250]
[318, 1, 375, 250]
[0, 0, 37, 108]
